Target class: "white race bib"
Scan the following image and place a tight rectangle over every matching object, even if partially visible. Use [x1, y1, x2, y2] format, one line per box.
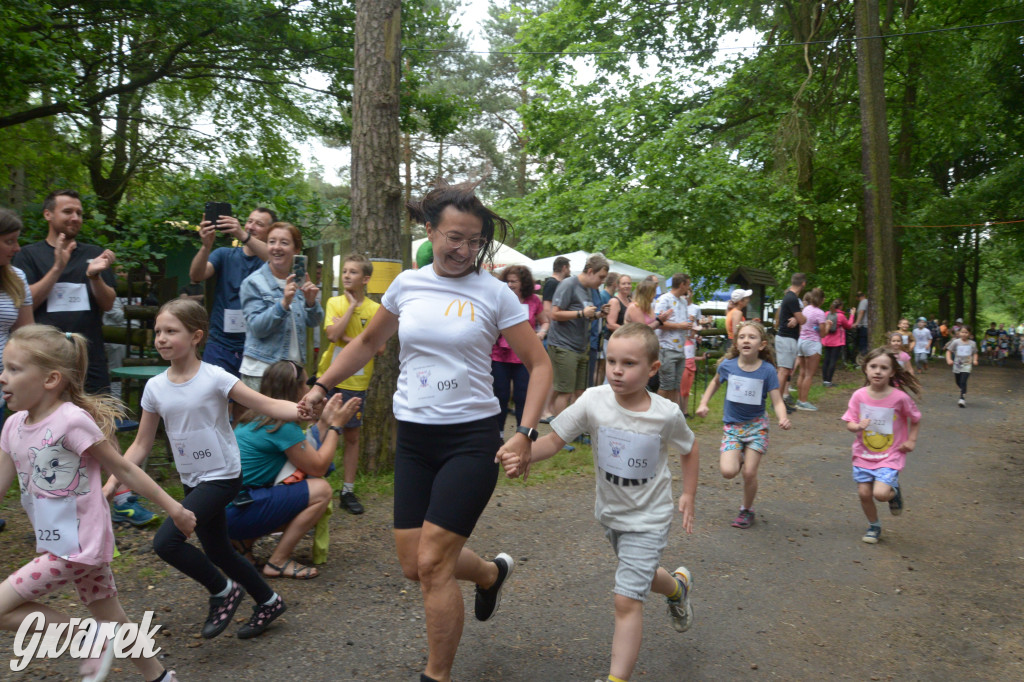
[168, 429, 227, 475]
[47, 282, 90, 313]
[727, 375, 764, 406]
[406, 356, 471, 408]
[684, 343, 696, 360]
[332, 345, 366, 376]
[859, 404, 894, 435]
[956, 344, 973, 357]
[223, 309, 246, 333]
[597, 426, 660, 479]
[24, 494, 80, 558]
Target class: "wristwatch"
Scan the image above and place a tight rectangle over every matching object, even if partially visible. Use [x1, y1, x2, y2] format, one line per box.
[515, 426, 539, 442]
[328, 425, 344, 435]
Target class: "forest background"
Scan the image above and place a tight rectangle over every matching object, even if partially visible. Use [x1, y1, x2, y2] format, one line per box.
[2, 0, 1022, 326]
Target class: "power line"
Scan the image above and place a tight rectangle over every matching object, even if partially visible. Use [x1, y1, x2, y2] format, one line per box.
[403, 17, 1024, 57]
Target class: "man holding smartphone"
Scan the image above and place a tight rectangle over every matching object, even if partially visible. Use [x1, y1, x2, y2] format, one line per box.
[188, 206, 273, 384]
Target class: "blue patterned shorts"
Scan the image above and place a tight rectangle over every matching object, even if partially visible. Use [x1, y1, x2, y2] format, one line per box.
[721, 416, 769, 454]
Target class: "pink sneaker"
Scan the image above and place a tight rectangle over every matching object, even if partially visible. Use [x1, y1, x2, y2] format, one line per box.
[731, 509, 754, 529]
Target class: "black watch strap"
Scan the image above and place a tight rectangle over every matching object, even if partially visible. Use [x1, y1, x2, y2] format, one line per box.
[516, 425, 539, 442]
[328, 425, 344, 435]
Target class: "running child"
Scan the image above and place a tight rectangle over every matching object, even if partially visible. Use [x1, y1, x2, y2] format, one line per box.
[945, 325, 978, 408]
[897, 317, 911, 348]
[695, 321, 791, 529]
[887, 332, 914, 375]
[912, 317, 932, 372]
[0, 325, 193, 682]
[317, 253, 380, 515]
[104, 299, 310, 640]
[497, 323, 699, 682]
[842, 347, 922, 544]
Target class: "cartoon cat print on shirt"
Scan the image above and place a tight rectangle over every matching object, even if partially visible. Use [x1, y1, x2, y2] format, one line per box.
[18, 429, 90, 497]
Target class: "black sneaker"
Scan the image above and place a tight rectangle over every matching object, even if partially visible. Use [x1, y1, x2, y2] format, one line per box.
[237, 596, 287, 639]
[889, 486, 903, 516]
[474, 553, 514, 621]
[201, 582, 244, 639]
[339, 490, 365, 515]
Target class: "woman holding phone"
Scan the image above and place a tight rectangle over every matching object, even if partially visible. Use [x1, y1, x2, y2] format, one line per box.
[239, 222, 322, 391]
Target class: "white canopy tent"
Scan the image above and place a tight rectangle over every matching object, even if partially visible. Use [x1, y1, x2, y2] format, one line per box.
[529, 250, 663, 285]
[409, 238, 536, 271]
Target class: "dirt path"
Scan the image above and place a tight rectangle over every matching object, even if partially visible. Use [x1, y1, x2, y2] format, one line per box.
[4, 366, 1023, 680]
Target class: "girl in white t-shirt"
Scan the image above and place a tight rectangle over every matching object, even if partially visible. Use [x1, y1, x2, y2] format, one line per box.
[107, 299, 310, 642]
[301, 183, 552, 682]
[0, 325, 193, 682]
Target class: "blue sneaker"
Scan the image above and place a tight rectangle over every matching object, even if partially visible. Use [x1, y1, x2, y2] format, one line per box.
[111, 495, 160, 526]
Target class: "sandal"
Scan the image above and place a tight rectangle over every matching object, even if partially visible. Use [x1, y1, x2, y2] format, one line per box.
[263, 559, 319, 580]
[231, 539, 258, 566]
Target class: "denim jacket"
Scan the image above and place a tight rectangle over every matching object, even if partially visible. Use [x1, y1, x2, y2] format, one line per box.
[240, 263, 323, 364]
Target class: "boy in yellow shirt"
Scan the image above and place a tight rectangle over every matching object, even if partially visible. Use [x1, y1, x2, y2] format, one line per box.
[317, 254, 380, 514]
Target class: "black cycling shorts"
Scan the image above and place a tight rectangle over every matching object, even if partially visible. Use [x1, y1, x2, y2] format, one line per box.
[393, 417, 501, 538]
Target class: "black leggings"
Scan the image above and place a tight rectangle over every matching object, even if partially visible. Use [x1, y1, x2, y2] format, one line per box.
[153, 476, 273, 603]
[822, 345, 843, 383]
[954, 371, 970, 396]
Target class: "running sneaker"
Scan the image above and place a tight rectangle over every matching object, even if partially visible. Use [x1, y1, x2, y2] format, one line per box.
[958, 397, 966, 408]
[795, 401, 818, 412]
[111, 495, 159, 526]
[339, 490, 365, 515]
[822, 381, 833, 387]
[731, 509, 755, 529]
[164, 673, 179, 682]
[862, 526, 881, 544]
[666, 566, 694, 633]
[889, 486, 903, 516]
[201, 582, 244, 639]
[237, 596, 287, 639]
[474, 552, 514, 621]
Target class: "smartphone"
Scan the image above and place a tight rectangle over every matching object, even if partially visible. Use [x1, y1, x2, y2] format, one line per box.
[232, 490, 255, 507]
[203, 201, 232, 228]
[292, 255, 308, 282]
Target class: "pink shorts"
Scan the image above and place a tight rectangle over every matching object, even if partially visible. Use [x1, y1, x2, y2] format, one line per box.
[8, 553, 117, 605]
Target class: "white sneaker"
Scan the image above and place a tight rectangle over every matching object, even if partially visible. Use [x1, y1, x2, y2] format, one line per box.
[667, 566, 694, 633]
[80, 623, 116, 682]
[958, 397, 966, 408]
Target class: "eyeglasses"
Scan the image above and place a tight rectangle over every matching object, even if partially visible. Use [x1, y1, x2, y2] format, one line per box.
[437, 230, 487, 251]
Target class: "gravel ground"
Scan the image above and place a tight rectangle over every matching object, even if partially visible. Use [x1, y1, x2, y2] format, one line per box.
[2, 364, 1023, 681]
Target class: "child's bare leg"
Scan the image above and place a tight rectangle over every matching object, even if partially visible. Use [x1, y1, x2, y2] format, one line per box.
[741, 448, 763, 510]
[872, 480, 895, 503]
[649, 566, 678, 597]
[609, 594, 644, 681]
[342, 426, 360, 487]
[87, 596, 165, 679]
[857, 482, 878, 523]
[719, 449, 742, 479]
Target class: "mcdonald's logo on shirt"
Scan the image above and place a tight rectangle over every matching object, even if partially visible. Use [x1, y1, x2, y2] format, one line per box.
[445, 299, 476, 321]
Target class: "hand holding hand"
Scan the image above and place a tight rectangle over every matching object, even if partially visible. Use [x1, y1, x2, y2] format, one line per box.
[494, 444, 521, 478]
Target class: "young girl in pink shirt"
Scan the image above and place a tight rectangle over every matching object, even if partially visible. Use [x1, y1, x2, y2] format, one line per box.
[887, 331, 914, 375]
[842, 346, 922, 544]
[0, 325, 194, 682]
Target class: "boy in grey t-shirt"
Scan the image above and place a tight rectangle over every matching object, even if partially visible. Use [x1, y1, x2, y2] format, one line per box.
[945, 326, 978, 408]
[498, 323, 699, 682]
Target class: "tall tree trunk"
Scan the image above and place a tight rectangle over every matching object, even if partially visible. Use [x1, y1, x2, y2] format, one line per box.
[854, 0, 898, 346]
[850, 213, 865, 303]
[351, 0, 402, 474]
[969, 228, 980, 331]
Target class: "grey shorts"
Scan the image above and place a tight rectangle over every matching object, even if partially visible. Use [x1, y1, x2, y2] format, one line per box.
[603, 524, 671, 602]
[775, 336, 798, 369]
[658, 348, 686, 387]
[797, 338, 822, 357]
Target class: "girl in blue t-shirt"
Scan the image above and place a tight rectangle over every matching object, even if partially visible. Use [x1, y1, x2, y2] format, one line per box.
[696, 321, 791, 528]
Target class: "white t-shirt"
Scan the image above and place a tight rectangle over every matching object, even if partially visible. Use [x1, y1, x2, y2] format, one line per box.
[912, 327, 932, 352]
[141, 362, 242, 487]
[381, 266, 526, 425]
[551, 385, 695, 532]
[653, 292, 687, 351]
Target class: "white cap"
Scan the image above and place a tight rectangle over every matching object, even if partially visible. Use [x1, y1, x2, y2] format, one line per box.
[730, 288, 753, 303]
